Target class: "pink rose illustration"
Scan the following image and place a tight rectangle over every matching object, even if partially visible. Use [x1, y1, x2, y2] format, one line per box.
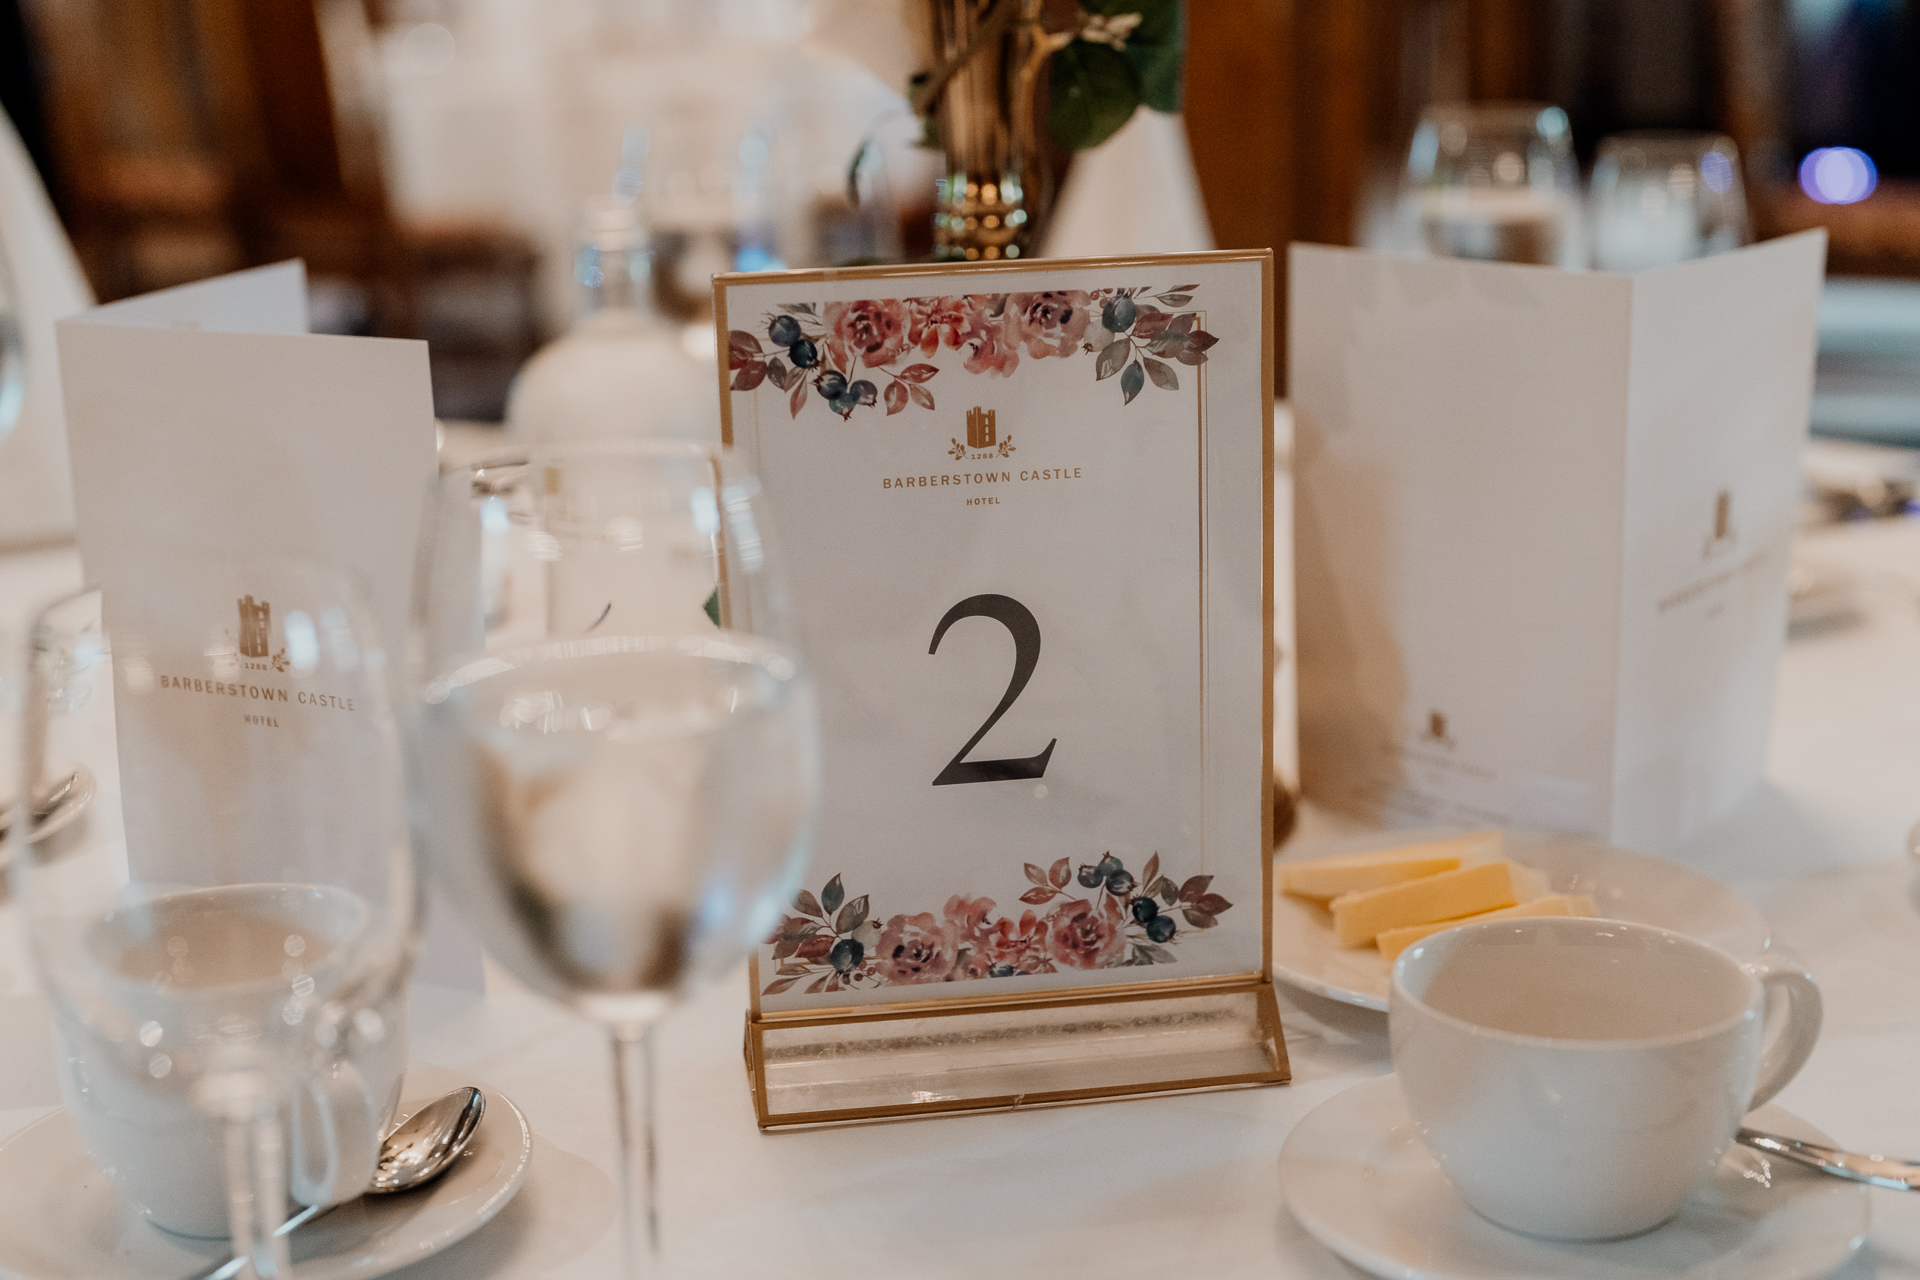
[1005, 290, 1092, 359]
[943, 895, 996, 939]
[977, 910, 1053, 975]
[826, 299, 909, 369]
[908, 296, 976, 356]
[961, 309, 1020, 377]
[1046, 896, 1127, 970]
[875, 912, 960, 984]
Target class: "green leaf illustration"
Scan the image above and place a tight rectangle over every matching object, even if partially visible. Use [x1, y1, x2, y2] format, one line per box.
[794, 890, 824, 920]
[1095, 339, 1129, 381]
[1183, 908, 1218, 929]
[1192, 892, 1233, 916]
[1049, 41, 1141, 152]
[1138, 942, 1177, 964]
[1142, 853, 1160, 886]
[1179, 874, 1212, 902]
[1121, 360, 1145, 404]
[822, 874, 845, 915]
[1143, 357, 1179, 391]
[836, 894, 869, 934]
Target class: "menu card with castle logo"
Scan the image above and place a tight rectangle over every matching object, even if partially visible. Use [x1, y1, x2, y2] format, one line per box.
[717, 253, 1273, 1016]
[1290, 233, 1826, 851]
[57, 262, 482, 987]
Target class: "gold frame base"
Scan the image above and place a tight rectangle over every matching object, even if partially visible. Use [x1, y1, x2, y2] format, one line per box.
[745, 977, 1290, 1130]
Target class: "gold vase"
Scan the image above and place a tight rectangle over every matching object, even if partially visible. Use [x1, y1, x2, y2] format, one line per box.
[929, 0, 1048, 262]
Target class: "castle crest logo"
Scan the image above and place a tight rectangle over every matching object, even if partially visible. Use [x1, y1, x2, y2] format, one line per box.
[967, 406, 996, 449]
[950, 406, 1015, 460]
[237, 595, 271, 659]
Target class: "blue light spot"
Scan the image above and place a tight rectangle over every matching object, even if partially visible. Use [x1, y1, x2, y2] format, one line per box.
[1800, 148, 1877, 205]
[1700, 151, 1734, 194]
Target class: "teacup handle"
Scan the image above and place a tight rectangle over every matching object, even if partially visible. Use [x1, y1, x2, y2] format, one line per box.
[289, 1059, 382, 1208]
[1745, 952, 1824, 1112]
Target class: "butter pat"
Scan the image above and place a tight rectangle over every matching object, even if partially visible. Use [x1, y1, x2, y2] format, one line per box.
[1330, 860, 1543, 947]
[1279, 830, 1503, 901]
[1376, 893, 1600, 961]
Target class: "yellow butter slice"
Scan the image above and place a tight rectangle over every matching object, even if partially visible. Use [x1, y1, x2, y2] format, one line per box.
[1375, 893, 1600, 961]
[1279, 830, 1504, 901]
[1330, 860, 1537, 947]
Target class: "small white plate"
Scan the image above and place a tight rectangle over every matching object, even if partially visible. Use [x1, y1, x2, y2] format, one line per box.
[1281, 1074, 1869, 1280]
[0, 1063, 531, 1280]
[1273, 829, 1771, 1011]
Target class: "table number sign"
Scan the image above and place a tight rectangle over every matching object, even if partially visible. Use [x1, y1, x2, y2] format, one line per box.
[716, 251, 1287, 1127]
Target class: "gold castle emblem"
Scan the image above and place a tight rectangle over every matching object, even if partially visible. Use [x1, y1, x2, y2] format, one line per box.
[237, 595, 271, 659]
[966, 406, 997, 450]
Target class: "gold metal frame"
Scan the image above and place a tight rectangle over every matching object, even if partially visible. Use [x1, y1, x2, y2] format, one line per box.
[713, 251, 1283, 1129]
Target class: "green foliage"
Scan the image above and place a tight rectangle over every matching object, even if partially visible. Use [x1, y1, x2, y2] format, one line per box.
[1048, 0, 1184, 150]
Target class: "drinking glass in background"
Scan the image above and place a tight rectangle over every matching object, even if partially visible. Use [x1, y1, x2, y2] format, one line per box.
[9, 561, 419, 1279]
[1406, 102, 1581, 267]
[411, 440, 820, 1279]
[1590, 131, 1750, 272]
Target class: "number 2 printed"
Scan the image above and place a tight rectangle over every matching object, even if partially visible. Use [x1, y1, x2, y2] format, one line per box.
[927, 594, 1057, 786]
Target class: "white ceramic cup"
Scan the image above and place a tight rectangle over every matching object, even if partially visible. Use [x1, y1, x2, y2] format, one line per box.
[50, 883, 407, 1238]
[1390, 916, 1822, 1241]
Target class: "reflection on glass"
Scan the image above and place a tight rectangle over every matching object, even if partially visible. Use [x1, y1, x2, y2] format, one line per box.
[1591, 132, 1751, 272]
[1407, 102, 1579, 268]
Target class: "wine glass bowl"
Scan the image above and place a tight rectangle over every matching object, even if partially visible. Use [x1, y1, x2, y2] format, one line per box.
[11, 560, 419, 1272]
[1590, 131, 1750, 272]
[1407, 101, 1580, 267]
[411, 438, 820, 1277]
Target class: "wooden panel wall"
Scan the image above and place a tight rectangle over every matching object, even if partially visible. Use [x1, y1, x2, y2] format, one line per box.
[1184, 0, 1547, 390]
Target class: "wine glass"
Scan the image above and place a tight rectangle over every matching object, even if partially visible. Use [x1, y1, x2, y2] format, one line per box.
[410, 439, 820, 1278]
[8, 558, 419, 1279]
[1590, 131, 1751, 272]
[1407, 102, 1581, 267]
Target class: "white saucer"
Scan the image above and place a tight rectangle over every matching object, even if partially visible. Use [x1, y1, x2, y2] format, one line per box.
[1273, 828, 1772, 1011]
[1281, 1074, 1869, 1280]
[0, 1062, 531, 1280]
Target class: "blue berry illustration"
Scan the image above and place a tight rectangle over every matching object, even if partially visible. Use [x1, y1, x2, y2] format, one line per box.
[1102, 296, 1137, 333]
[1105, 870, 1135, 897]
[1131, 896, 1159, 924]
[1077, 864, 1103, 888]
[829, 938, 864, 972]
[1146, 915, 1176, 944]
[788, 336, 819, 368]
[768, 314, 802, 347]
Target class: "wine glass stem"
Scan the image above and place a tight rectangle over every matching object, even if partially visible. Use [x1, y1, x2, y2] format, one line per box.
[222, 1094, 292, 1278]
[610, 1021, 659, 1279]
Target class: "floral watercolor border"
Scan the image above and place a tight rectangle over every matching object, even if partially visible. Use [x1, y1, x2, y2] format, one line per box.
[726, 286, 1220, 421]
[762, 852, 1233, 996]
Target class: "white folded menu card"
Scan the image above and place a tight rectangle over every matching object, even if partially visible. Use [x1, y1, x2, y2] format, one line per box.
[1291, 231, 1826, 850]
[56, 261, 481, 986]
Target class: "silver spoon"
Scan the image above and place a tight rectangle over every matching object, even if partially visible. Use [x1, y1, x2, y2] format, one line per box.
[194, 1086, 485, 1280]
[1736, 1126, 1920, 1190]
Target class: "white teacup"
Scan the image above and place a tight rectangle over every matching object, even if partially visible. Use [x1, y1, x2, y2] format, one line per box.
[1390, 916, 1822, 1241]
[50, 883, 407, 1238]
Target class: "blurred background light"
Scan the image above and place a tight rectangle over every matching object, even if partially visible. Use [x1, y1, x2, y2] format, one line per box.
[1800, 147, 1878, 205]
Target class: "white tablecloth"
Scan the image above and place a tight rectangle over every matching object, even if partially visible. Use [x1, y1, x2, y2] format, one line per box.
[5, 515, 1920, 1278]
